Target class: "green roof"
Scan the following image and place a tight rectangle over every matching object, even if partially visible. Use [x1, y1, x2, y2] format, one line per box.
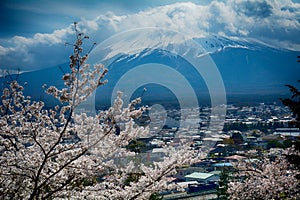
[185, 172, 214, 180]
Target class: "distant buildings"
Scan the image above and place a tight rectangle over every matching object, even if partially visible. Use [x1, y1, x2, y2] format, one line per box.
[273, 128, 300, 137]
[114, 102, 299, 199]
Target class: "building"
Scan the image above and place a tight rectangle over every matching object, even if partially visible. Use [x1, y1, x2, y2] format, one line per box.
[273, 128, 300, 137]
[184, 172, 219, 183]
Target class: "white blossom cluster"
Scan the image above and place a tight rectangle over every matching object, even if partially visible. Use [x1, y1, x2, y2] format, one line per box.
[228, 147, 300, 200]
[0, 23, 196, 200]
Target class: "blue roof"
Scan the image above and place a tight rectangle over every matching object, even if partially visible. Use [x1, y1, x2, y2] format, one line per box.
[212, 162, 233, 167]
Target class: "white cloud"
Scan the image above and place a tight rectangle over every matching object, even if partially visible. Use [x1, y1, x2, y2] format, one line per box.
[94, 0, 300, 51]
[86, 0, 300, 47]
[0, 45, 9, 56]
[12, 26, 73, 46]
[0, 0, 299, 71]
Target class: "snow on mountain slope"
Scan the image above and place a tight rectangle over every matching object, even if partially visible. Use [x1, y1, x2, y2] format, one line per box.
[1, 31, 299, 107]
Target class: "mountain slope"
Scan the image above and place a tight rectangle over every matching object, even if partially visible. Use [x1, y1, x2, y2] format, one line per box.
[1, 35, 299, 107]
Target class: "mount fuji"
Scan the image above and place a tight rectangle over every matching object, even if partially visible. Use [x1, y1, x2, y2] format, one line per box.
[1, 34, 299, 108]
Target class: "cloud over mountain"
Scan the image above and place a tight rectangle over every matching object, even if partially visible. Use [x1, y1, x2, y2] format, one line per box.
[0, 0, 299, 72]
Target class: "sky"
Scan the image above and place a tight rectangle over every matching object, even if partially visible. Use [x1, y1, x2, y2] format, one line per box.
[0, 0, 300, 73]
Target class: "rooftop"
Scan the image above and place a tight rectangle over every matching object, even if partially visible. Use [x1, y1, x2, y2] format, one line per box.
[185, 172, 214, 180]
[212, 163, 233, 167]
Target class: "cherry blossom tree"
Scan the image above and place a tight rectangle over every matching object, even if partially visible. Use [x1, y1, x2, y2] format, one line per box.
[227, 148, 300, 200]
[0, 22, 195, 199]
[228, 57, 300, 199]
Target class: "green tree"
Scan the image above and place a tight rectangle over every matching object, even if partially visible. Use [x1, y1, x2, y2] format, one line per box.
[217, 167, 230, 200]
[280, 56, 300, 178]
[126, 139, 146, 153]
[281, 81, 300, 127]
[266, 140, 284, 149]
[231, 131, 244, 145]
[281, 56, 300, 127]
[149, 193, 163, 200]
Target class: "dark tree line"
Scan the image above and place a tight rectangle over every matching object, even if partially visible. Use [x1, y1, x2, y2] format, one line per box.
[280, 56, 300, 179]
[281, 81, 300, 128]
[281, 56, 300, 127]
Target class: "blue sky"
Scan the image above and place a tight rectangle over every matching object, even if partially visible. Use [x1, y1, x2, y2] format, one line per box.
[0, 0, 300, 72]
[0, 0, 213, 37]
